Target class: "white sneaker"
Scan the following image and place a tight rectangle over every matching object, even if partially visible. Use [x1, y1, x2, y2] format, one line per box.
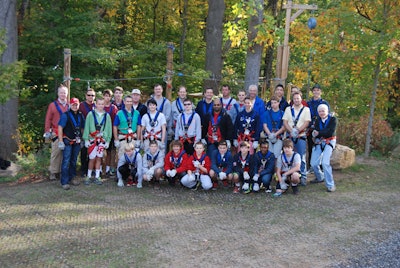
[137, 183, 142, 189]
[253, 183, 260, 192]
[117, 179, 124, 187]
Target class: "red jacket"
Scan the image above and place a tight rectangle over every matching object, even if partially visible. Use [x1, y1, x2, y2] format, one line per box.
[164, 149, 189, 174]
[187, 153, 211, 175]
[44, 100, 69, 135]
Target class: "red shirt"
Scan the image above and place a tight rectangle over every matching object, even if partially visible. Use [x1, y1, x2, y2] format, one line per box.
[44, 100, 69, 135]
[164, 149, 189, 174]
[187, 153, 211, 175]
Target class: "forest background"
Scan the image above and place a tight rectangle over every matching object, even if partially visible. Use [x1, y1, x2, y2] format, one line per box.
[0, 0, 399, 162]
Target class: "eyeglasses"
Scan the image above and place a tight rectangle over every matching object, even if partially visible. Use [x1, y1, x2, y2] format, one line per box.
[87, 94, 95, 97]
[184, 103, 191, 106]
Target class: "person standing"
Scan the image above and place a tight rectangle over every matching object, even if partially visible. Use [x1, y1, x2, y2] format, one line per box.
[195, 88, 214, 127]
[171, 86, 189, 138]
[131, 88, 148, 117]
[262, 95, 285, 158]
[103, 89, 118, 177]
[112, 86, 124, 110]
[44, 84, 69, 180]
[220, 84, 237, 124]
[57, 97, 85, 190]
[230, 89, 246, 125]
[141, 98, 167, 153]
[266, 84, 289, 112]
[283, 91, 311, 186]
[149, 84, 171, 150]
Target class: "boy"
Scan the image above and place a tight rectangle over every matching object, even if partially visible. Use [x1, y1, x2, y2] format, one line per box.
[232, 141, 258, 194]
[142, 140, 165, 189]
[103, 89, 118, 177]
[255, 141, 275, 193]
[263, 95, 285, 158]
[82, 97, 112, 185]
[117, 143, 143, 188]
[273, 139, 301, 197]
[181, 142, 212, 190]
[164, 140, 189, 186]
[141, 98, 167, 153]
[210, 140, 233, 189]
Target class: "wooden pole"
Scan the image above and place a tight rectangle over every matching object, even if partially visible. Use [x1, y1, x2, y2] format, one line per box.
[166, 43, 174, 100]
[63, 48, 71, 102]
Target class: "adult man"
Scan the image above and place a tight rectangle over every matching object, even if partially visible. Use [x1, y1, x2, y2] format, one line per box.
[171, 85, 189, 137]
[220, 84, 237, 124]
[149, 84, 171, 149]
[266, 84, 289, 112]
[131, 88, 148, 117]
[79, 88, 96, 176]
[283, 91, 311, 186]
[307, 84, 330, 172]
[113, 95, 141, 158]
[141, 98, 167, 153]
[202, 97, 234, 157]
[57, 97, 84, 190]
[174, 98, 201, 155]
[195, 87, 214, 127]
[44, 84, 69, 180]
[247, 84, 265, 117]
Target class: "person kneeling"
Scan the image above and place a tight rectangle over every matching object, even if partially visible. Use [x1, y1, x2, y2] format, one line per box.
[164, 140, 188, 186]
[181, 142, 212, 190]
[142, 140, 165, 189]
[117, 143, 143, 188]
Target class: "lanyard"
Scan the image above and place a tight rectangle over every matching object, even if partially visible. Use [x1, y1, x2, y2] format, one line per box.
[68, 111, 81, 128]
[221, 97, 233, 110]
[217, 152, 230, 167]
[122, 109, 134, 128]
[211, 112, 222, 126]
[202, 100, 212, 116]
[171, 150, 185, 168]
[147, 151, 160, 166]
[181, 112, 195, 131]
[282, 153, 296, 169]
[148, 111, 160, 127]
[125, 152, 138, 166]
[319, 115, 331, 130]
[176, 98, 183, 113]
[269, 109, 282, 130]
[92, 111, 106, 129]
[239, 153, 249, 168]
[158, 97, 166, 112]
[194, 153, 206, 163]
[291, 107, 304, 127]
[53, 101, 63, 115]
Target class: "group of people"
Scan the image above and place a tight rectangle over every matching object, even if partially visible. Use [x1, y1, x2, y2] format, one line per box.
[44, 82, 337, 196]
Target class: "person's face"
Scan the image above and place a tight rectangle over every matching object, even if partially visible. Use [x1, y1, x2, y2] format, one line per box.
[114, 90, 123, 101]
[103, 94, 111, 104]
[125, 149, 134, 157]
[124, 97, 133, 108]
[318, 108, 328, 119]
[96, 100, 105, 111]
[154, 85, 163, 96]
[195, 144, 204, 155]
[244, 99, 252, 111]
[172, 145, 181, 154]
[283, 146, 293, 155]
[213, 100, 222, 112]
[148, 103, 157, 112]
[178, 87, 187, 99]
[222, 86, 230, 98]
[86, 91, 95, 102]
[275, 87, 284, 98]
[291, 87, 299, 95]
[240, 145, 250, 155]
[312, 88, 322, 99]
[218, 145, 228, 155]
[204, 89, 214, 100]
[131, 93, 141, 103]
[248, 87, 257, 98]
[149, 143, 158, 154]
[70, 103, 79, 112]
[260, 144, 269, 154]
[183, 101, 192, 112]
[292, 94, 302, 107]
[237, 91, 246, 102]
[271, 100, 279, 110]
[58, 87, 68, 101]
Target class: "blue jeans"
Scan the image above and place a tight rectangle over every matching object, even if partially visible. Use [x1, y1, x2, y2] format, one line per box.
[261, 173, 273, 188]
[311, 140, 336, 188]
[61, 141, 81, 185]
[293, 137, 307, 179]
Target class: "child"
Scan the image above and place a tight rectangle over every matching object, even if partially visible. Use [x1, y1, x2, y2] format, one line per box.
[142, 140, 165, 189]
[255, 141, 275, 193]
[262, 95, 285, 159]
[181, 142, 212, 190]
[83, 97, 112, 185]
[210, 140, 233, 189]
[273, 139, 301, 197]
[232, 141, 258, 194]
[164, 140, 189, 186]
[141, 98, 167, 153]
[117, 143, 143, 188]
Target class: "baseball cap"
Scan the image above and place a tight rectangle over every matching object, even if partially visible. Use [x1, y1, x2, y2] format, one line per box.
[312, 84, 321, 90]
[70, 98, 80, 105]
[131, 88, 141, 95]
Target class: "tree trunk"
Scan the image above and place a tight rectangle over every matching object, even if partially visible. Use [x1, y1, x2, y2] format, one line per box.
[0, 0, 19, 160]
[204, 0, 225, 92]
[244, 0, 264, 91]
[179, 0, 188, 64]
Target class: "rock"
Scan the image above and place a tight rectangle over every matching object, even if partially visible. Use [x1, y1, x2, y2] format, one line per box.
[391, 145, 400, 159]
[0, 162, 21, 178]
[331, 144, 356, 170]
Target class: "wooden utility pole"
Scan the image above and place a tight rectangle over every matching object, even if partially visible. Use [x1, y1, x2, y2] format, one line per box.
[166, 43, 174, 100]
[63, 48, 71, 102]
[277, 0, 317, 87]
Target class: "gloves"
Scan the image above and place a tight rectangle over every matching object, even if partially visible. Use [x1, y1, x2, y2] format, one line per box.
[188, 174, 195, 182]
[291, 128, 299, 138]
[243, 171, 250, 180]
[201, 139, 207, 146]
[253, 174, 259, 182]
[146, 173, 153, 181]
[159, 142, 165, 150]
[135, 140, 141, 148]
[233, 139, 239, 147]
[85, 140, 91, 148]
[219, 172, 226, 180]
[114, 140, 120, 148]
[104, 142, 109, 149]
[58, 141, 65, 150]
[252, 141, 258, 149]
[192, 160, 200, 168]
[253, 183, 260, 192]
[242, 182, 249, 191]
[312, 130, 319, 137]
[280, 181, 289, 190]
[226, 140, 231, 149]
[268, 133, 276, 140]
[166, 170, 172, 177]
[43, 132, 52, 139]
[170, 169, 177, 177]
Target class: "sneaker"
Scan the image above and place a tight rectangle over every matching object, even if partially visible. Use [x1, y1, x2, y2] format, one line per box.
[292, 185, 299, 195]
[310, 179, 324, 184]
[253, 183, 260, 192]
[126, 179, 134, 187]
[222, 180, 230, 188]
[306, 168, 314, 174]
[70, 178, 80, 186]
[300, 178, 307, 186]
[84, 177, 91, 185]
[265, 186, 272, 193]
[212, 182, 218, 190]
[327, 186, 336, 192]
[273, 192, 282, 197]
[117, 179, 124, 187]
[94, 177, 103, 185]
[137, 182, 142, 189]
[50, 173, 57, 180]
[233, 186, 240, 194]
[62, 184, 70, 190]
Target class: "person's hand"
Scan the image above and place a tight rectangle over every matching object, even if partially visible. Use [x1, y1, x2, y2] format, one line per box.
[268, 133, 275, 140]
[192, 160, 200, 168]
[219, 172, 226, 180]
[201, 139, 207, 146]
[159, 142, 165, 150]
[242, 182, 249, 191]
[252, 141, 259, 149]
[226, 140, 231, 149]
[243, 171, 250, 180]
[291, 128, 299, 138]
[312, 130, 319, 137]
[233, 139, 239, 147]
[104, 142, 109, 149]
[166, 170, 172, 177]
[170, 169, 177, 177]
[188, 174, 195, 182]
[85, 140, 91, 148]
[135, 140, 141, 148]
[43, 132, 51, 139]
[58, 141, 65, 150]
[253, 174, 259, 182]
[114, 140, 120, 148]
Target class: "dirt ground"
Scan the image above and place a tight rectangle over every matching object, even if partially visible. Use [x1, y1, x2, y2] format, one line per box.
[0, 157, 399, 267]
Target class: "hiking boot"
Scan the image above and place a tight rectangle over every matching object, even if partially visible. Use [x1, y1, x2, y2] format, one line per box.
[310, 179, 324, 184]
[327, 186, 336, 192]
[94, 177, 103, 185]
[292, 185, 299, 195]
[62, 184, 70, 190]
[84, 177, 91, 185]
[233, 186, 240, 194]
[70, 178, 80, 186]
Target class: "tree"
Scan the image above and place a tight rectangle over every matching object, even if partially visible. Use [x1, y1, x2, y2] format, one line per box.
[0, 0, 24, 160]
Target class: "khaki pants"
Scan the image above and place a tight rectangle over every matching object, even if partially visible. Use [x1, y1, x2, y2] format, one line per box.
[49, 140, 62, 174]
